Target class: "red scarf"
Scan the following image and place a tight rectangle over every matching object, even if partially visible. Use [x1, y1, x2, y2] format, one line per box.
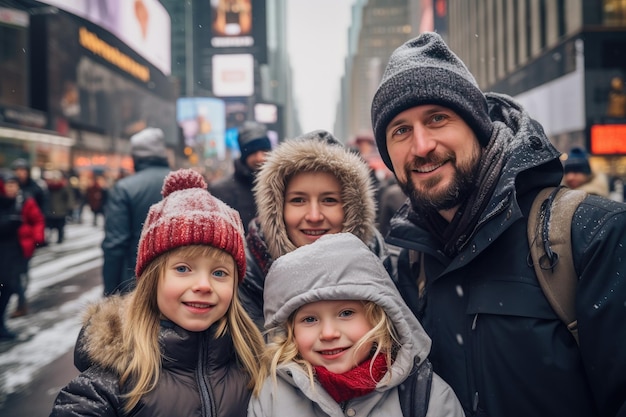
[314, 354, 388, 403]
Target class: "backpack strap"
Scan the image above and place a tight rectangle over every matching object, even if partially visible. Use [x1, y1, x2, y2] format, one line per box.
[527, 186, 587, 345]
[399, 358, 433, 417]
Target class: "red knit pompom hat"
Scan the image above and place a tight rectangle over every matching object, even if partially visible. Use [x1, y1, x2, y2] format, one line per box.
[135, 168, 246, 281]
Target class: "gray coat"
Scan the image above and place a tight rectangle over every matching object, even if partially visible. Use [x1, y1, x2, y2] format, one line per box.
[248, 233, 464, 417]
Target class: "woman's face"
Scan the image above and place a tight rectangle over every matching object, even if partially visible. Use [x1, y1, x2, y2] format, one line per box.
[284, 171, 344, 248]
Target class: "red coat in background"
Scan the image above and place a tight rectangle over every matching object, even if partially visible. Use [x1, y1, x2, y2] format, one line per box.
[18, 197, 45, 258]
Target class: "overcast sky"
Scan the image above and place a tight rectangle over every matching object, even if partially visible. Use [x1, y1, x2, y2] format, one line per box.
[286, 0, 356, 135]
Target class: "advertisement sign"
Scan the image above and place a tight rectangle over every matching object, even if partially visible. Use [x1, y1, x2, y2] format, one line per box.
[36, 0, 171, 75]
[32, 11, 176, 143]
[212, 54, 254, 97]
[177, 97, 227, 159]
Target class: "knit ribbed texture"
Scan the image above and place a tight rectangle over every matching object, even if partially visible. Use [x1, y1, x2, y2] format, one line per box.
[238, 121, 271, 161]
[130, 127, 167, 159]
[135, 168, 246, 281]
[563, 147, 591, 174]
[371, 32, 493, 171]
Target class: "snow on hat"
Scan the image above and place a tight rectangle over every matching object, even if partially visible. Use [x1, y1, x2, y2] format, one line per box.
[371, 32, 493, 172]
[135, 168, 246, 280]
[130, 127, 167, 159]
[238, 121, 271, 162]
[563, 147, 591, 175]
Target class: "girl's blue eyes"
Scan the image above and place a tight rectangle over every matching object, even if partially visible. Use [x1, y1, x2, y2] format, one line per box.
[175, 265, 189, 273]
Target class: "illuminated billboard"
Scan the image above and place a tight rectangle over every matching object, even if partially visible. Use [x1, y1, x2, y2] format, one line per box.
[177, 97, 227, 159]
[35, 0, 171, 75]
[30, 11, 176, 142]
[212, 54, 254, 97]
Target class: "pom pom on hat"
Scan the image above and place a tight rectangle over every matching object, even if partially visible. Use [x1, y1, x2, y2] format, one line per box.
[371, 32, 493, 172]
[135, 169, 246, 281]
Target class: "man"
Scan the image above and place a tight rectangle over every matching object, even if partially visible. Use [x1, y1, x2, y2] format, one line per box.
[371, 32, 626, 417]
[209, 121, 272, 232]
[101, 127, 170, 295]
[562, 147, 609, 197]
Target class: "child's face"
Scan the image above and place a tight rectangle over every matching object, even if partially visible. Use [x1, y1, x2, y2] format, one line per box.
[284, 171, 344, 248]
[293, 300, 373, 374]
[157, 251, 235, 332]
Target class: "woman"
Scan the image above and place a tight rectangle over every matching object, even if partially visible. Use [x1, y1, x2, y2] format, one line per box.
[239, 130, 392, 330]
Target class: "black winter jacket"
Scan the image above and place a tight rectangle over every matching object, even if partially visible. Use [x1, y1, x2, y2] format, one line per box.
[51, 296, 251, 417]
[101, 159, 170, 295]
[209, 158, 257, 233]
[387, 93, 626, 417]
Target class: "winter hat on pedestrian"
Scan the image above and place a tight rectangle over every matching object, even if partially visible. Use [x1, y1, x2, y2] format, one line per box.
[238, 121, 272, 163]
[371, 32, 493, 171]
[135, 168, 246, 280]
[130, 127, 167, 159]
[563, 147, 592, 175]
[10, 158, 30, 170]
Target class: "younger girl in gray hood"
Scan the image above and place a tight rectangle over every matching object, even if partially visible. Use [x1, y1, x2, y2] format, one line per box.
[248, 233, 464, 417]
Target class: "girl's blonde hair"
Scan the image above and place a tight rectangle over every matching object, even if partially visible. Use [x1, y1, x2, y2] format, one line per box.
[119, 245, 265, 413]
[255, 300, 399, 390]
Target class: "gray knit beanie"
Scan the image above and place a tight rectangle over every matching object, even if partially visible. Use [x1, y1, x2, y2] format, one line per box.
[130, 127, 167, 159]
[238, 121, 272, 162]
[371, 32, 493, 171]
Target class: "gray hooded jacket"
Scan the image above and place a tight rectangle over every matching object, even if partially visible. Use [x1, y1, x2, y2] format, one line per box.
[248, 233, 464, 417]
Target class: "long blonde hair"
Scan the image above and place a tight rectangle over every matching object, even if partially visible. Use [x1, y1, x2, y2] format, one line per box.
[119, 245, 266, 413]
[256, 300, 400, 390]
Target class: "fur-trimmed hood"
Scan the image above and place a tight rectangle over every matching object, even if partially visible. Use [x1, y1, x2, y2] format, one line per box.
[76, 295, 136, 375]
[254, 131, 376, 260]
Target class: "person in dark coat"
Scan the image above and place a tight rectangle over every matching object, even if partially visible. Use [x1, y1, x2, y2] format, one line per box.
[50, 169, 265, 417]
[10, 158, 46, 212]
[209, 121, 272, 233]
[0, 173, 45, 339]
[43, 169, 75, 244]
[239, 130, 392, 331]
[101, 127, 171, 296]
[370, 32, 626, 417]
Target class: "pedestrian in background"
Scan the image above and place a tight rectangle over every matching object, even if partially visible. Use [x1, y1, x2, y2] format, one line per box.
[562, 147, 610, 197]
[371, 32, 626, 416]
[101, 127, 171, 296]
[209, 120, 272, 233]
[42, 169, 75, 244]
[10, 158, 47, 213]
[249, 233, 464, 417]
[85, 174, 108, 226]
[51, 169, 265, 416]
[239, 130, 391, 331]
[0, 173, 45, 338]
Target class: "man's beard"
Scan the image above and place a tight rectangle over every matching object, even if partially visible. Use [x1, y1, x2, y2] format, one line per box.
[398, 149, 481, 213]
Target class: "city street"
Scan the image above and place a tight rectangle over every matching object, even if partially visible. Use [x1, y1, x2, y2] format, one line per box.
[0, 213, 104, 417]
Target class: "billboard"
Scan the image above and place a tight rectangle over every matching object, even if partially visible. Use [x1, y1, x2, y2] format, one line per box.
[177, 97, 227, 160]
[31, 11, 176, 143]
[36, 0, 171, 75]
[212, 54, 254, 97]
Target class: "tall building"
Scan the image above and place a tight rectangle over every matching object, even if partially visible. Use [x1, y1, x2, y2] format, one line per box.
[335, 0, 422, 143]
[445, 0, 626, 178]
[0, 0, 179, 175]
[161, 0, 299, 142]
